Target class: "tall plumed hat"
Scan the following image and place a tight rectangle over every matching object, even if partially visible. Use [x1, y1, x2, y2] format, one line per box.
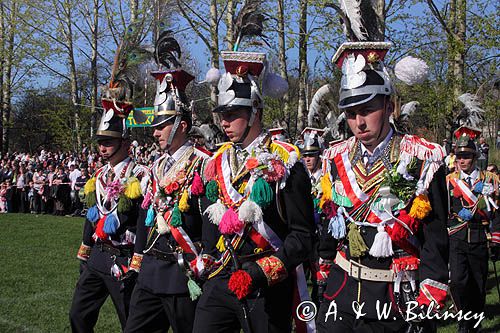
[97, 23, 151, 140]
[150, 30, 195, 128]
[207, 0, 288, 118]
[299, 127, 325, 156]
[332, 42, 393, 109]
[454, 126, 481, 156]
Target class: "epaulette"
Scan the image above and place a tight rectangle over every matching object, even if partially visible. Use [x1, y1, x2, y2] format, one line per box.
[324, 136, 356, 160]
[270, 140, 299, 166]
[213, 142, 233, 158]
[400, 135, 445, 162]
[446, 171, 460, 182]
[194, 145, 213, 158]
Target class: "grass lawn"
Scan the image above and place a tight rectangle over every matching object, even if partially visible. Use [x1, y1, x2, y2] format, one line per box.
[0, 213, 499, 332]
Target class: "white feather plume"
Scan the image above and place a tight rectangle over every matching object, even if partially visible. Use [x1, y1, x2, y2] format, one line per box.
[201, 67, 221, 85]
[262, 72, 289, 99]
[458, 93, 485, 128]
[400, 101, 419, 118]
[308, 84, 335, 126]
[340, 0, 368, 41]
[394, 56, 429, 85]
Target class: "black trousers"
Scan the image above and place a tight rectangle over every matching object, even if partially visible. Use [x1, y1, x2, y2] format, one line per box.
[193, 276, 293, 333]
[69, 266, 134, 333]
[449, 239, 488, 326]
[316, 305, 408, 333]
[124, 284, 196, 333]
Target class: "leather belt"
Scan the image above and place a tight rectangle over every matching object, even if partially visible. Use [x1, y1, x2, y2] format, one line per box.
[335, 252, 394, 282]
[146, 248, 196, 263]
[96, 240, 133, 257]
[238, 250, 275, 264]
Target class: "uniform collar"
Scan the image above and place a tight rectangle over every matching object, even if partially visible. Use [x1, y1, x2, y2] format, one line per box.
[108, 156, 131, 176]
[460, 168, 479, 182]
[360, 127, 394, 158]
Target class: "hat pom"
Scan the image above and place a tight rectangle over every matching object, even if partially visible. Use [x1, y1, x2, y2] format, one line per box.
[204, 67, 221, 85]
[394, 56, 429, 85]
[262, 72, 288, 99]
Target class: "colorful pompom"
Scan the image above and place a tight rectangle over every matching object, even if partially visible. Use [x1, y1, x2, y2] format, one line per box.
[124, 177, 142, 199]
[170, 204, 183, 227]
[204, 160, 217, 181]
[219, 208, 244, 235]
[86, 205, 99, 223]
[145, 206, 155, 227]
[141, 191, 152, 209]
[117, 194, 132, 213]
[95, 216, 108, 239]
[458, 208, 473, 221]
[204, 201, 227, 225]
[238, 199, 263, 224]
[205, 180, 219, 203]
[191, 172, 204, 196]
[84, 177, 96, 195]
[103, 214, 119, 234]
[409, 194, 432, 220]
[178, 190, 190, 213]
[228, 270, 252, 300]
[249, 178, 273, 208]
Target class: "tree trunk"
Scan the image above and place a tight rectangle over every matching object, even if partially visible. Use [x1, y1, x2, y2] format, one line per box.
[0, 5, 4, 152]
[209, 0, 219, 121]
[63, 1, 81, 149]
[130, 0, 139, 23]
[453, 0, 466, 97]
[225, 0, 235, 50]
[2, 1, 17, 153]
[277, 0, 290, 129]
[297, 0, 308, 135]
[90, 0, 100, 138]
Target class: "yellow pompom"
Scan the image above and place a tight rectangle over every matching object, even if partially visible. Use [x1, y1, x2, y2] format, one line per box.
[178, 189, 190, 212]
[216, 235, 226, 252]
[238, 181, 247, 194]
[409, 194, 432, 220]
[124, 177, 142, 199]
[319, 174, 333, 208]
[84, 178, 96, 195]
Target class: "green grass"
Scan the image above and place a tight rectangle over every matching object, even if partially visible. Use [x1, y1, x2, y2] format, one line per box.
[0, 214, 120, 332]
[0, 214, 498, 332]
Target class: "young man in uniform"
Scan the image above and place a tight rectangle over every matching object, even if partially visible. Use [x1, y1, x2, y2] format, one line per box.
[316, 42, 450, 332]
[192, 51, 316, 333]
[447, 126, 500, 333]
[69, 97, 149, 332]
[124, 65, 211, 333]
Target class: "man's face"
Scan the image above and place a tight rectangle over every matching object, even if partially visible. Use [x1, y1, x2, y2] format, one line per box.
[97, 138, 122, 160]
[218, 108, 250, 143]
[302, 154, 320, 172]
[344, 96, 392, 149]
[456, 153, 475, 173]
[479, 137, 485, 144]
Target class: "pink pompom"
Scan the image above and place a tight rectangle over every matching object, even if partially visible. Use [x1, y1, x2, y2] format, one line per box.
[191, 172, 204, 196]
[204, 160, 217, 181]
[141, 191, 152, 209]
[219, 208, 244, 235]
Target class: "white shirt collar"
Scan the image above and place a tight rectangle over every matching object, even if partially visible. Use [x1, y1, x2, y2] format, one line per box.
[108, 156, 131, 176]
[460, 168, 479, 182]
[169, 141, 192, 161]
[360, 127, 394, 157]
[239, 131, 268, 155]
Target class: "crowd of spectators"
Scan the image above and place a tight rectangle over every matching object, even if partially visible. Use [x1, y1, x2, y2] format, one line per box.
[0, 137, 497, 216]
[0, 141, 160, 216]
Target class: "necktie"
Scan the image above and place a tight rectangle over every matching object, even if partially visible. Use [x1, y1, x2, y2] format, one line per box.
[164, 156, 175, 172]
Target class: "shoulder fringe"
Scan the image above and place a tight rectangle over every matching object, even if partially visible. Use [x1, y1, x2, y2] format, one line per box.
[324, 137, 356, 160]
[400, 135, 445, 162]
[399, 135, 445, 195]
[270, 140, 299, 167]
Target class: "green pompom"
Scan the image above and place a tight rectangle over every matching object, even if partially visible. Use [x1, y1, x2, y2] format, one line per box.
[170, 203, 183, 227]
[187, 277, 202, 300]
[250, 177, 273, 208]
[206, 180, 219, 203]
[85, 191, 96, 208]
[117, 194, 132, 213]
[347, 223, 368, 258]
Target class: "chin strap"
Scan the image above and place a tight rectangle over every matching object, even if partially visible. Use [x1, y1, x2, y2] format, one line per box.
[236, 108, 257, 145]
